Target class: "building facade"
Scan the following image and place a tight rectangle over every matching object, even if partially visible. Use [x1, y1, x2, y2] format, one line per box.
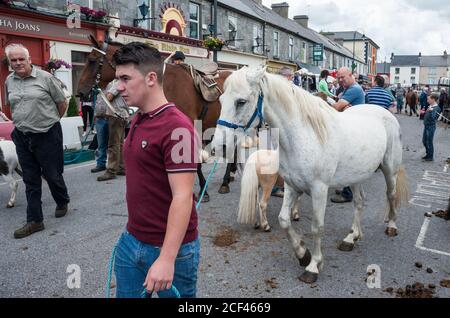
[390, 55, 421, 87]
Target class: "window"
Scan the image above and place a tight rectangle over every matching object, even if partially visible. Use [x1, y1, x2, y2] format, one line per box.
[429, 78, 436, 85]
[288, 37, 294, 61]
[411, 77, 416, 84]
[301, 42, 307, 63]
[189, 2, 200, 39]
[136, 0, 152, 30]
[228, 16, 237, 47]
[411, 67, 416, 75]
[394, 76, 400, 83]
[253, 24, 262, 54]
[395, 68, 400, 75]
[273, 31, 279, 57]
[429, 67, 437, 75]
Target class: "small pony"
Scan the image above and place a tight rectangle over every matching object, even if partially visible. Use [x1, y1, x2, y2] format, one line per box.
[0, 140, 22, 208]
[238, 148, 300, 232]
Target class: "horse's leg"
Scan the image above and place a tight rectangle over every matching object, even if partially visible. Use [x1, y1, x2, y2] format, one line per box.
[338, 184, 364, 252]
[291, 193, 302, 221]
[381, 166, 400, 237]
[229, 161, 237, 182]
[278, 184, 311, 268]
[258, 173, 278, 232]
[218, 162, 233, 194]
[197, 163, 209, 203]
[4, 173, 18, 208]
[299, 183, 328, 284]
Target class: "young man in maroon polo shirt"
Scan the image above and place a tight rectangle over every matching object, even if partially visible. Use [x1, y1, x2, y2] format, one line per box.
[112, 42, 200, 298]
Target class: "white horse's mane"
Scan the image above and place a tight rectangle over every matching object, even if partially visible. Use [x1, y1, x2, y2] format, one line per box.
[229, 68, 336, 144]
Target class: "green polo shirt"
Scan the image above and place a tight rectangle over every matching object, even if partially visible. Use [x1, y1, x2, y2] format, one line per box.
[5, 66, 66, 133]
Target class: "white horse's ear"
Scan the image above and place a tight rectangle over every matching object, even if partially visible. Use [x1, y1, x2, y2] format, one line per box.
[246, 67, 266, 87]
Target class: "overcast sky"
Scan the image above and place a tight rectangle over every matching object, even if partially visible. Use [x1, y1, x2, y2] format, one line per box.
[262, 0, 450, 62]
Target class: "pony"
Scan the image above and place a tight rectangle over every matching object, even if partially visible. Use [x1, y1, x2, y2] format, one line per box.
[0, 140, 22, 208]
[212, 67, 409, 284]
[238, 148, 300, 232]
[76, 36, 236, 201]
[405, 89, 419, 117]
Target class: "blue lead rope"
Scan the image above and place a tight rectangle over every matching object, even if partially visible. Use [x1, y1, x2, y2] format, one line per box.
[106, 159, 219, 298]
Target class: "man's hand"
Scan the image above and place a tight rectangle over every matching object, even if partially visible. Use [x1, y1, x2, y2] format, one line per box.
[143, 257, 175, 293]
[57, 101, 68, 118]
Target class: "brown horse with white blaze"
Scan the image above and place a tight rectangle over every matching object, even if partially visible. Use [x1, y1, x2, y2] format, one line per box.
[77, 37, 236, 201]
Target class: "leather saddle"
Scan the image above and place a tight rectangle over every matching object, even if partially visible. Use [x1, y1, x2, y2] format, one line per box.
[189, 63, 222, 102]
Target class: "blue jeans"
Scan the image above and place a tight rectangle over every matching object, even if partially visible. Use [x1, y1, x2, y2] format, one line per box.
[396, 97, 404, 112]
[95, 118, 109, 167]
[114, 230, 200, 298]
[422, 125, 436, 159]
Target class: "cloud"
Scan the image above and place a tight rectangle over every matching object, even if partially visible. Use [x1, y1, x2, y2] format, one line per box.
[262, 0, 450, 60]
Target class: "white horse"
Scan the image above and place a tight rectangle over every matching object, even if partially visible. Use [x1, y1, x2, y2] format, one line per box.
[0, 140, 21, 208]
[212, 67, 409, 284]
[238, 148, 300, 232]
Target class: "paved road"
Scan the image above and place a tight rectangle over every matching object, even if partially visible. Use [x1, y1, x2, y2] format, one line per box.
[0, 113, 449, 298]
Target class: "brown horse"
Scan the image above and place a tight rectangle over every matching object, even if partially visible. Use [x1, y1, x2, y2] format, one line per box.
[77, 37, 236, 201]
[405, 90, 419, 117]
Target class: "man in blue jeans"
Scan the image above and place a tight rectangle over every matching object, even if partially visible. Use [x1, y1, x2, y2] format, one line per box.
[113, 42, 200, 298]
[91, 84, 110, 173]
[330, 67, 366, 203]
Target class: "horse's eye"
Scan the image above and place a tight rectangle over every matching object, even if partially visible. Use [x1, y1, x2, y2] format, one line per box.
[236, 99, 247, 107]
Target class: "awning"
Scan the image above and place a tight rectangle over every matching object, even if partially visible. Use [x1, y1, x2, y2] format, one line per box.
[296, 62, 321, 75]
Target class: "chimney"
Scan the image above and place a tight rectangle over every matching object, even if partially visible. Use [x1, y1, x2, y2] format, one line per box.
[294, 15, 309, 28]
[271, 2, 289, 19]
[419, 52, 422, 57]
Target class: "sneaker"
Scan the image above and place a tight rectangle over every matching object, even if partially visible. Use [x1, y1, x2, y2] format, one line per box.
[55, 203, 68, 218]
[82, 131, 87, 137]
[116, 169, 126, 176]
[97, 172, 116, 182]
[330, 194, 352, 203]
[14, 222, 45, 239]
[91, 166, 106, 173]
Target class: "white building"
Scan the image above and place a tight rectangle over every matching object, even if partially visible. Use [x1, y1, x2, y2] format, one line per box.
[390, 55, 421, 87]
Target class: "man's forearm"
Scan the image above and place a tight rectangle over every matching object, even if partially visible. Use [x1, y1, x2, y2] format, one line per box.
[57, 102, 68, 118]
[159, 196, 193, 262]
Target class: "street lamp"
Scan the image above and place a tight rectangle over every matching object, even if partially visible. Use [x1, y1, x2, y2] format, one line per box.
[133, 2, 155, 27]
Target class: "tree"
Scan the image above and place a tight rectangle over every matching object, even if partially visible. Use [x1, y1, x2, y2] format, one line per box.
[67, 96, 79, 117]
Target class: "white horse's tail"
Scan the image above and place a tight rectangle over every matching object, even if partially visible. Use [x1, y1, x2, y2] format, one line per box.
[394, 166, 410, 209]
[237, 160, 259, 225]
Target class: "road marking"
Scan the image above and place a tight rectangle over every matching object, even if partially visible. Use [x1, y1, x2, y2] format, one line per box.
[413, 168, 450, 257]
[0, 161, 96, 186]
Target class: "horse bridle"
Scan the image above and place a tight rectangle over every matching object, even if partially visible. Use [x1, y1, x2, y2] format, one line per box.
[92, 42, 116, 87]
[216, 92, 265, 131]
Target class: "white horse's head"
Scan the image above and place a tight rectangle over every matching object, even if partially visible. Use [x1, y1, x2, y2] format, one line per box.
[212, 67, 266, 158]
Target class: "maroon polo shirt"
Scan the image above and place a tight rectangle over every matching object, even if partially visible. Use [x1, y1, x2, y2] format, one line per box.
[124, 103, 199, 246]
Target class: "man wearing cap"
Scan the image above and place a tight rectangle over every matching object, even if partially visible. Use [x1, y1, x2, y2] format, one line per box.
[171, 51, 185, 65]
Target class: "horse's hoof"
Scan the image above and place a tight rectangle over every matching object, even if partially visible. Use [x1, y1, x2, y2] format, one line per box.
[254, 223, 260, 230]
[299, 271, 318, 284]
[263, 225, 271, 232]
[293, 215, 300, 222]
[218, 185, 230, 194]
[6, 203, 14, 209]
[338, 241, 354, 252]
[201, 194, 210, 203]
[298, 249, 312, 267]
[385, 227, 398, 237]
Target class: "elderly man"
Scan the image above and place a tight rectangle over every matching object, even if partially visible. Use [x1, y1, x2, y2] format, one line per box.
[330, 67, 365, 203]
[5, 44, 70, 238]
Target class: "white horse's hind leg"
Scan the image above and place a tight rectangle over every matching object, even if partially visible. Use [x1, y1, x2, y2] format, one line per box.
[382, 167, 399, 237]
[300, 183, 328, 284]
[278, 184, 310, 267]
[3, 173, 18, 208]
[339, 184, 364, 252]
[291, 195, 301, 221]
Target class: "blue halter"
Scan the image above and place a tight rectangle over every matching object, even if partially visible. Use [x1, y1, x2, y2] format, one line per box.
[217, 93, 265, 131]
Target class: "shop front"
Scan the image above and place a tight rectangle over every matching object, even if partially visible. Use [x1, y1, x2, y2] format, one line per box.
[0, 6, 108, 118]
[216, 49, 267, 70]
[266, 59, 297, 74]
[109, 26, 210, 67]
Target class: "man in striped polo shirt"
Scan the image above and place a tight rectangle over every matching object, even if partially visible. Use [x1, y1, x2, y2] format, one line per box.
[366, 75, 395, 110]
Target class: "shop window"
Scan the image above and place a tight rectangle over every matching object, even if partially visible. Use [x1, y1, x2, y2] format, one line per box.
[71, 51, 89, 101]
[189, 2, 200, 39]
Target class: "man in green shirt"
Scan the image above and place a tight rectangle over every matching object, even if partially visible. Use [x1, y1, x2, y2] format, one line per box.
[5, 43, 70, 239]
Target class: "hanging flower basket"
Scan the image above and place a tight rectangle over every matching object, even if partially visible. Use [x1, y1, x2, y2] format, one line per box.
[79, 6, 107, 23]
[203, 36, 225, 51]
[44, 58, 72, 73]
